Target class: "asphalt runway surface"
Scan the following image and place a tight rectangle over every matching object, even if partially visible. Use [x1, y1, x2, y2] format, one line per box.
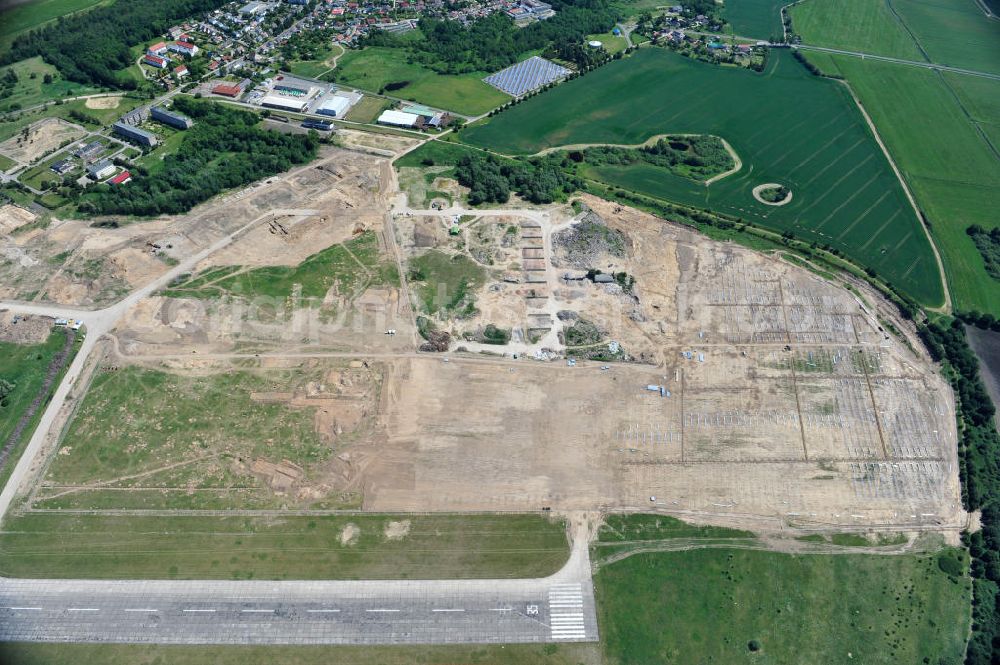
[0, 577, 597, 645]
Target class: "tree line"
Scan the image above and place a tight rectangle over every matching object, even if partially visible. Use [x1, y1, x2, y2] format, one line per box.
[917, 318, 1000, 665]
[572, 135, 734, 181]
[1, 0, 229, 89]
[453, 152, 582, 205]
[79, 98, 319, 217]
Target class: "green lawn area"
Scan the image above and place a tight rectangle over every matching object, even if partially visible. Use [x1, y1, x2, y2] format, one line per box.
[725, 0, 787, 39]
[0, 56, 103, 112]
[333, 47, 510, 116]
[0, 153, 17, 171]
[164, 230, 397, 303]
[0, 512, 570, 580]
[343, 94, 390, 124]
[409, 249, 488, 315]
[830, 55, 1000, 315]
[790, 0, 926, 60]
[462, 48, 945, 307]
[0, 0, 110, 55]
[0, 329, 76, 491]
[595, 547, 971, 664]
[0, 642, 597, 665]
[587, 32, 629, 55]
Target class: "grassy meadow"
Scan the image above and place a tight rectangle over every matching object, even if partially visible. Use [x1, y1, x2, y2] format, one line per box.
[595, 547, 972, 664]
[332, 47, 510, 116]
[830, 55, 1000, 315]
[462, 48, 944, 306]
[35, 365, 337, 510]
[0, 330, 75, 490]
[164, 231, 398, 303]
[0, 56, 102, 111]
[0, 512, 570, 580]
[790, 0, 925, 59]
[0, 643, 597, 665]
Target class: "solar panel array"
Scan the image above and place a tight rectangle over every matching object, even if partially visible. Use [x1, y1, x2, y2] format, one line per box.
[484, 56, 570, 97]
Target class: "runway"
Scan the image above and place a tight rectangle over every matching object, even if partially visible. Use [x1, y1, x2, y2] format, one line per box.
[0, 526, 599, 645]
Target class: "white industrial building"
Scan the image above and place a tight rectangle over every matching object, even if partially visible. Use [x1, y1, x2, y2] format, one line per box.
[316, 95, 352, 118]
[377, 110, 419, 128]
[261, 94, 308, 113]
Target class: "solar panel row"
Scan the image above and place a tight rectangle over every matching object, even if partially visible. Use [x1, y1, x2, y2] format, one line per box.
[483, 56, 571, 97]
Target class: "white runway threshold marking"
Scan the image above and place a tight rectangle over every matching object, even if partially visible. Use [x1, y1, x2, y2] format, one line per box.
[548, 584, 586, 640]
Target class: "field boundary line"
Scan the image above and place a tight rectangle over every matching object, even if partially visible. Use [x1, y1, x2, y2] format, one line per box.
[837, 79, 950, 312]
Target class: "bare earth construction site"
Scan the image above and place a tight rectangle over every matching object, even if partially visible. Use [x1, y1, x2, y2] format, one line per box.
[0, 135, 965, 648]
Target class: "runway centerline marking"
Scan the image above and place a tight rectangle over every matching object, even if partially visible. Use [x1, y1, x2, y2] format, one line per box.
[431, 608, 465, 612]
[241, 609, 275, 613]
[124, 609, 158, 613]
[67, 608, 100, 612]
[306, 609, 341, 613]
[183, 609, 216, 613]
[6, 607, 42, 611]
[366, 609, 400, 613]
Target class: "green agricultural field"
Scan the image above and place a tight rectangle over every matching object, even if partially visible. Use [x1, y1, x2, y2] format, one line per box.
[0, 329, 76, 491]
[332, 47, 510, 116]
[0, 642, 597, 665]
[595, 547, 971, 664]
[830, 55, 1000, 315]
[611, 0, 672, 18]
[790, 0, 925, 60]
[893, 0, 1000, 75]
[164, 231, 398, 303]
[0, 57, 102, 112]
[724, 0, 787, 39]
[0, 0, 109, 54]
[462, 48, 944, 306]
[0, 512, 570, 580]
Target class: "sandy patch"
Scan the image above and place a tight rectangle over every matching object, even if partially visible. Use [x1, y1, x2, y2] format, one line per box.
[0, 204, 37, 235]
[0, 117, 87, 165]
[340, 523, 360, 546]
[384, 519, 411, 540]
[84, 95, 122, 110]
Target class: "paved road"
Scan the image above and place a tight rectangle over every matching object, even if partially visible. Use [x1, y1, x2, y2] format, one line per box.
[0, 525, 598, 645]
